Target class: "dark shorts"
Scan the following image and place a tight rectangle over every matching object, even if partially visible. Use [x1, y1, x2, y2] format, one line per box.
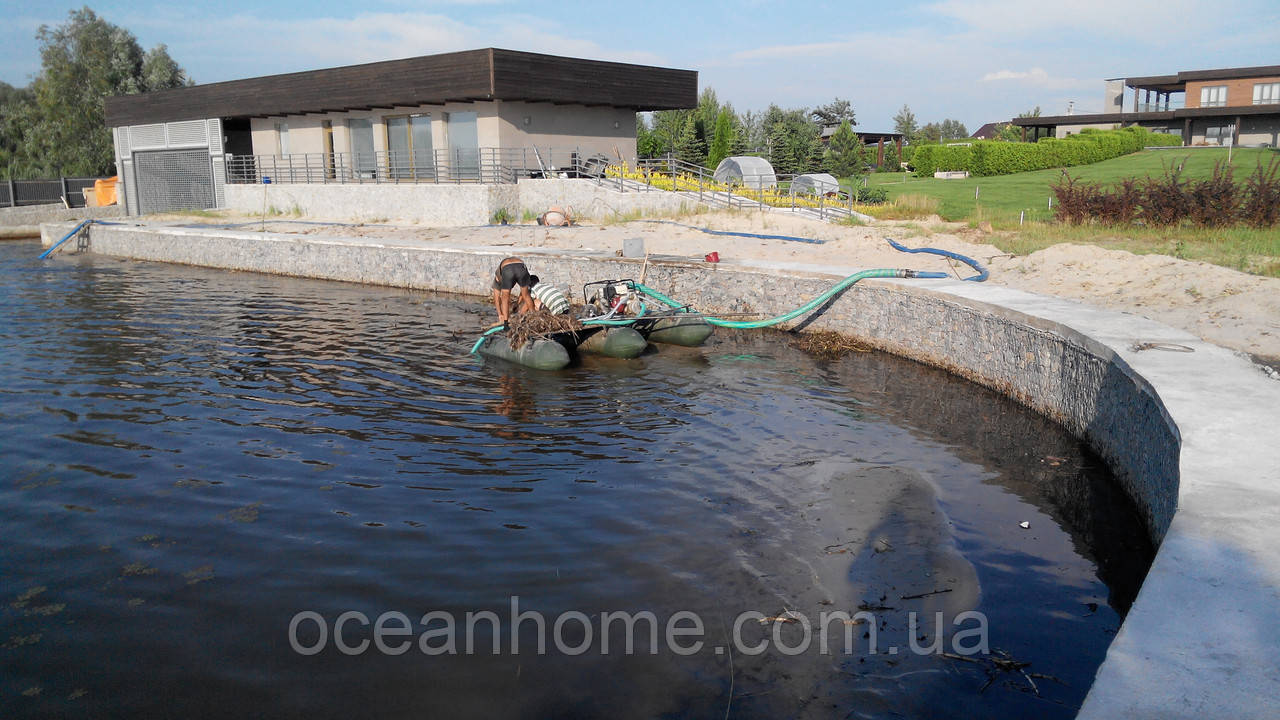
[492, 261, 530, 291]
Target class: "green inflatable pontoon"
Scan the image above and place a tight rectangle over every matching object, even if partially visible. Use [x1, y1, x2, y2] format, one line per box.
[575, 326, 648, 358]
[636, 315, 714, 347]
[476, 334, 572, 370]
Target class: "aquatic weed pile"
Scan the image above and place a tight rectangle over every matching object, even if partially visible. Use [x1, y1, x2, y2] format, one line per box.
[507, 310, 583, 349]
[787, 330, 871, 360]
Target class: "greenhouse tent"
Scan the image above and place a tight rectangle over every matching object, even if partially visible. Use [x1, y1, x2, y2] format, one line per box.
[790, 173, 840, 196]
[713, 156, 777, 190]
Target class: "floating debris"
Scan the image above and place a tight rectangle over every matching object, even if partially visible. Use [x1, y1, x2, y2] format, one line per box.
[505, 310, 583, 350]
[787, 330, 871, 361]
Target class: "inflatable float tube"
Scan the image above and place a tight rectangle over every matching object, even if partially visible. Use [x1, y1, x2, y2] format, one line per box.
[575, 326, 648, 358]
[477, 335, 572, 370]
[638, 316, 714, 347]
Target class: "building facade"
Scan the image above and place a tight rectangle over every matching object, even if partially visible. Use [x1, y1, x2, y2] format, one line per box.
[104, 49, 697, 214]
[1012, 64, 1280, 147]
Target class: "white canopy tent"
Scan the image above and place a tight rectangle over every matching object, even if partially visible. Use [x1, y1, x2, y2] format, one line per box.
[790, 173, 841, 196]
[713, 156, 777, 189]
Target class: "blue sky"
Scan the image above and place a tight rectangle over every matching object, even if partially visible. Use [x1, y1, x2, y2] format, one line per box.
[1, 0, 1276, 131]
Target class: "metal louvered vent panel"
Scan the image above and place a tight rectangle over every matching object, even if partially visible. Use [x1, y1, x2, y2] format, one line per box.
[210, 155, 226, 208]
[167, 120, 208, 147]
[134, 150, 215, 214]
[116, 127, 130, 153]
[206, 119, 223, 153]
[130, 124, 167, 149]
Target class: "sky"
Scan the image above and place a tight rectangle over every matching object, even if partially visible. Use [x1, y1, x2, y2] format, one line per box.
[1, 0, 1276, 132]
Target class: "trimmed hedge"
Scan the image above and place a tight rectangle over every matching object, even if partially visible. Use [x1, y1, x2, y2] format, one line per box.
[912, 127, 1182, 178]
[910, 144, 972, 176]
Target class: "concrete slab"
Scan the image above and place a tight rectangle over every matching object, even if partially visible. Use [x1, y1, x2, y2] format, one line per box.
[38, 221, 1280, 718]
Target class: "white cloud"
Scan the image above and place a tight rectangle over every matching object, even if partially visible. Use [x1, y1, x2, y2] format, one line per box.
[981, 67, 1089, 90]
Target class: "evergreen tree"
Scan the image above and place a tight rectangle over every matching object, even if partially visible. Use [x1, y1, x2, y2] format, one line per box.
[673, 113, 706, 166]
[824, 120, 862, 178]
[893, 104, 918, 141]
[706, 109, 734, 170]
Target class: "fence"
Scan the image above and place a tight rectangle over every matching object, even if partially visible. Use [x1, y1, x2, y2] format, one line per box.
[0, 177, 103, 208]
[224, 147, 616, 186]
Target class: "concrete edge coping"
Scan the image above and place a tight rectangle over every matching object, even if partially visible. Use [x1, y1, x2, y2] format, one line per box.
[35, 221, 1280, 719]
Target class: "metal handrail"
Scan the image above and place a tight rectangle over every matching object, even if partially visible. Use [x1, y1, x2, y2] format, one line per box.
[225, 147, 623, 185]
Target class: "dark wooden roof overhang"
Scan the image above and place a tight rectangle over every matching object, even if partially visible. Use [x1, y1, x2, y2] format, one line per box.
[105, 48, 697, 127]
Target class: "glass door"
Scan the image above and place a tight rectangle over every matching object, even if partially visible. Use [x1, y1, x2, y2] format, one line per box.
[386, 114, 434, 180]
[349, 118, 376, 178]
[447, 111, 479, 181]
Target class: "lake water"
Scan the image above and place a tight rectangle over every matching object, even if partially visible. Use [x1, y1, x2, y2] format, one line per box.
[0, 241, 1152, 718]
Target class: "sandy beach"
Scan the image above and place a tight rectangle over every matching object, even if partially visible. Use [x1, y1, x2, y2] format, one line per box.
[151, 209, 1280, 366]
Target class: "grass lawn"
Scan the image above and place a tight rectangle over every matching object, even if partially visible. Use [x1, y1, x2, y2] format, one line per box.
[842, 148, 1280, 277]
[860, 147, 1278, 226]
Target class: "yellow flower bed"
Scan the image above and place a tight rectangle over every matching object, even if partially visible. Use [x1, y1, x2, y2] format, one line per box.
[605, 163, 832, 209]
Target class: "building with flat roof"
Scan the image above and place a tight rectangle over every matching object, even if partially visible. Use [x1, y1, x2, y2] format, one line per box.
[1012, 64, 1279, 147]
[103, 48, 697, 214]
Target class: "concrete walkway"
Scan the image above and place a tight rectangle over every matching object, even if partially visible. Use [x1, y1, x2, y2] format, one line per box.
[39, 222, 1280, 718]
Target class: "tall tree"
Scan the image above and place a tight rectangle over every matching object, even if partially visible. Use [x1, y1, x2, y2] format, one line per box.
[1018, 106, 1042, 118]
[4, 7, 191, 177]
[938, 119, 968, 140]
[673, 113, 706, 166]
[706, 108, 735, 170]
[811, 98, 855, 127]
[822, 120, 863, 178]
[893, 104, 918, 141]
[917, 122, 943, 144]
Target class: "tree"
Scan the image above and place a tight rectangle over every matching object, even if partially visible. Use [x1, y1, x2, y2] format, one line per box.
[994, 123, 1024, 142]
[1018, 106, 1042, 118]
[893, 104, 918, 140]
[918, 122, 943, 144]
[3, 8, 191, 177]
[939, 119, 968, 140]
[823, 120, 863, 178]
[635, 114, 664, 158]
[647, 109, 687, 157]
[811, 98, 855, 127]
[673, 113, 706, 166]
[706, 109, 735, 170]
[763, 105, 821, 174]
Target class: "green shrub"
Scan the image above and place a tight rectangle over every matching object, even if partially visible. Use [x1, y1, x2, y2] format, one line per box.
[911, 144, 972, 176]
[917, 126, 1182, 178]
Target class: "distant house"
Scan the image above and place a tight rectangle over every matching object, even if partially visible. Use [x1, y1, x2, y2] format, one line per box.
[818, 126, 905, 166]
[103, 48, 697, 214]
[970, 122, 1004, 140]
[1012, 64, 1280, 146]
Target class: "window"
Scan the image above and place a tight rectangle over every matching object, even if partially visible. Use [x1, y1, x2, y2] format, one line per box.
[1200, 85, 1227, 108]
[385, 114, 434, 179]
[1254, 82, 1280, 105]
[274, 121, 290, 156]
[1205, 123, 1234, 145]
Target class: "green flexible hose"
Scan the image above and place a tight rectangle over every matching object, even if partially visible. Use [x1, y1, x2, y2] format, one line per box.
[631, 269, 910, 329]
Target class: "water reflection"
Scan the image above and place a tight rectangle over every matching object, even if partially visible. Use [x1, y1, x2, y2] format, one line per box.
[0, 243, 1153, 719]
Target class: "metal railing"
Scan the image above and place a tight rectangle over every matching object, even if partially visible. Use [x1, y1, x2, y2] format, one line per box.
[225, 147, 620, 185]
[1, 177, 103, 208]
[1136, 100, 1184, 112]
[615, 157, 869, 222]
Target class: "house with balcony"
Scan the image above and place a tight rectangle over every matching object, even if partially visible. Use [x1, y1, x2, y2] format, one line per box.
[1011, 64, 1280, 147]
[103, 48, 697, 215]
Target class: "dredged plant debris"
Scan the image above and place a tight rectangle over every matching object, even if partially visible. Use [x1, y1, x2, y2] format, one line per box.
[787, 330, 871, 360]
[506, 310, 584, 350]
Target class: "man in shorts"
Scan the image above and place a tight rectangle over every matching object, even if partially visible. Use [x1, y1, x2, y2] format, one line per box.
[491, 256, 535, 324]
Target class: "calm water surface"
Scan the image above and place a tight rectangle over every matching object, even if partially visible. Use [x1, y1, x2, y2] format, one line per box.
[0, 241, 1152, 718]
